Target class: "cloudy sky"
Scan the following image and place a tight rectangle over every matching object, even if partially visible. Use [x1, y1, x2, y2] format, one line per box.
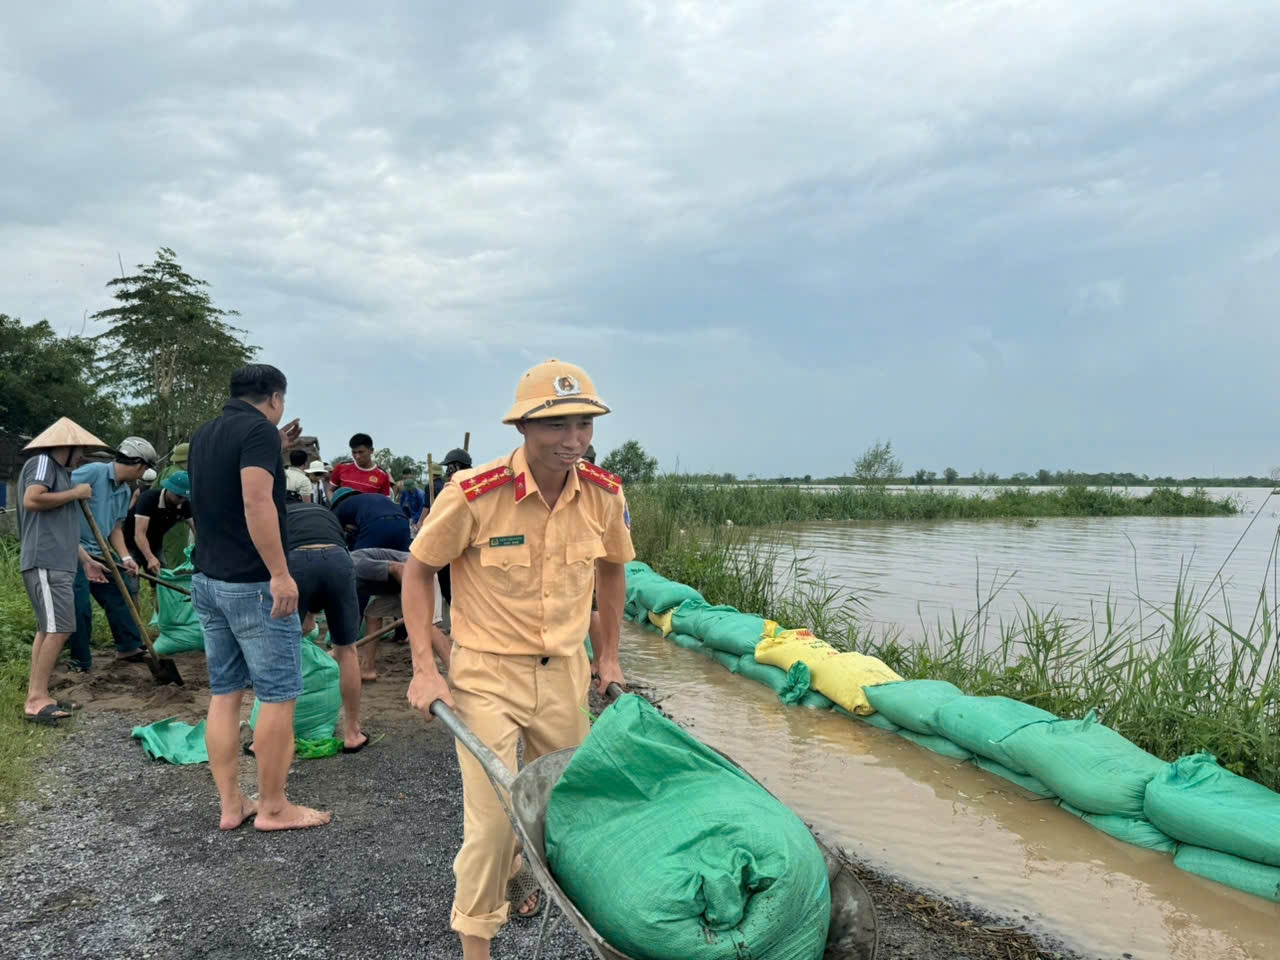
[3, 1, 1279, 478]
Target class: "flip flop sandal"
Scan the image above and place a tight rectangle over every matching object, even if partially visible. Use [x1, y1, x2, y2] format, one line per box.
[342, 735, 371, 754]
[507, 861, 544, 920]
[25, 704, 71, 724]
[56, 699, 82, 712]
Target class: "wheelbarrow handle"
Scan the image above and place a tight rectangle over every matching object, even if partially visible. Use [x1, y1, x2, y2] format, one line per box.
[430, 700, 517, 793]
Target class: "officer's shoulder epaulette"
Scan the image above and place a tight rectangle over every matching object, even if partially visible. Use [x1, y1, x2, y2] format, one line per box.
[459, 465, 516, 502]
[577, 460, 623, 494]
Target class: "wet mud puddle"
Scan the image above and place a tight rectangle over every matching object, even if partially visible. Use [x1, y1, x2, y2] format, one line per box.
[619, 624, 1279, 960]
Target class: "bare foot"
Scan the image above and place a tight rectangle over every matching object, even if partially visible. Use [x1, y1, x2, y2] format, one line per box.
[219, 794, 258, 831]
[254, 803, 332, 832]
[361, 672, 378, 683]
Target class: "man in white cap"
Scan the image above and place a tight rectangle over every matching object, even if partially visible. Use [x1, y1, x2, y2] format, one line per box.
[306, 460, 331, 506]
[66, 435, 159, 671]
[16, 418, 112, 722]
[404, 359, 634, 958]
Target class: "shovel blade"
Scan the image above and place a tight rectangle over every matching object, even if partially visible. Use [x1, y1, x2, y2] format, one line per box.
[145, 654, 185, 687]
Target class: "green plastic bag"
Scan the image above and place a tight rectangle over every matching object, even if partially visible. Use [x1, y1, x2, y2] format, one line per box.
[1145, 752, 1280, 866]
[843, 708, 900, 732]
[546, 695, 831, 960]
[131, 717, 209, 764]
[999, 710, 1167, 818]
[736, 657, 811, 705]
[625, 561, 705, 614]
[710, 649, 742, 673]
[799, 690, 834, 710]
[1056, 802, 1176, 853]
[972, 756, 1056, 798]
[897, 728, 974, 761]
[1173, 845, 1280, 902]
[670, 601, 766, 657]
[862, 680, 963, 735]
[669, 632, 705, 651]
[250, 629, 340, 744]
[152, 551, 204, 656]
[933, 696, 1057, 769]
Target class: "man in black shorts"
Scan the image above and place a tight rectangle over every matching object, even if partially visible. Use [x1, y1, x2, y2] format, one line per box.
[284, 500, 367, 752]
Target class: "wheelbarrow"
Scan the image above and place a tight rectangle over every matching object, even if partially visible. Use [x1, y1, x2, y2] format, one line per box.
[431, 688, 879, 960]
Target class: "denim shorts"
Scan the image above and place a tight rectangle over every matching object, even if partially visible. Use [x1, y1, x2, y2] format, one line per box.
[192, 573, 303, 702]
[288, 546, 361, 646]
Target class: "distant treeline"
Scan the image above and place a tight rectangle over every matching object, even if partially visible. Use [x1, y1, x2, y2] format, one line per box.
[673, 470, 1276, 488]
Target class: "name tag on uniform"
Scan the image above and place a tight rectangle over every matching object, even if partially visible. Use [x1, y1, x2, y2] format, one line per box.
[489, 535, 526, 547]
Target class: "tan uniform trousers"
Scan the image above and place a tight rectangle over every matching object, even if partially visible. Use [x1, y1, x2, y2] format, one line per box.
[448, 644, 591, 940]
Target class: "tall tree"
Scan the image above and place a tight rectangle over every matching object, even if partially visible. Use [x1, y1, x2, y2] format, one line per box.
[0, 314, 122, 439]
[601, 440, 658, 484]
[853, 439, 902, 485]
[92, 248, 255, 454]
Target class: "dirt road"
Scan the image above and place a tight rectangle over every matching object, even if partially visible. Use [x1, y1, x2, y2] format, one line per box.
[0, 644, 1081, 959]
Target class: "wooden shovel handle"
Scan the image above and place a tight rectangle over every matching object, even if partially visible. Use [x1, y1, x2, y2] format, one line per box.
[78, 501, 161, 658]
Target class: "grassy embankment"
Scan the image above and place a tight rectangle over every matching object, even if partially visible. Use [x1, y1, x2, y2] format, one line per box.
[627, 479, 1278, 791]
[0, 537, 154, 815]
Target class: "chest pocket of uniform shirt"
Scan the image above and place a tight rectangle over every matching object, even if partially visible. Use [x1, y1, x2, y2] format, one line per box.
[564, 538, 606, 595]
[479, 545, 533, 596]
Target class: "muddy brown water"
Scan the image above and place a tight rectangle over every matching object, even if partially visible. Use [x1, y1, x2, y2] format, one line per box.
[618, 622, 1279, 960]
[752, 487, 1280, 640]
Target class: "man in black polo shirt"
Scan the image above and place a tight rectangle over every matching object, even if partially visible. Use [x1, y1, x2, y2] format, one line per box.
[189, 364, 330, 833]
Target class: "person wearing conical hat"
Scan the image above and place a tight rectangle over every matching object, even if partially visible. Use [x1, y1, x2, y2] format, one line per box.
[16, 418, 113, 723]
[403, 359, 635, 954]
[65, 435, 159, 671]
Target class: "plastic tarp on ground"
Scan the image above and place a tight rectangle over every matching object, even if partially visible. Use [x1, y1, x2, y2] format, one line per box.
[998, 711, 1167, 818]
[151, 550, 204, 656]
[1144, 752, 1280, 867]
[250, 630, 341, 748]
[625, 561, 705, 614]
[545, 695, 832, 960]
[1173, 846, 1280, 902]
[1057, 802, 1177, 853]
[862, 680, 964, 735]
[131, 717, 208, 764]
[671, 601, 769, 657]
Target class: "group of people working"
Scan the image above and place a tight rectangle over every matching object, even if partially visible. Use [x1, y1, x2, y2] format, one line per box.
[15, 356, 630, 960]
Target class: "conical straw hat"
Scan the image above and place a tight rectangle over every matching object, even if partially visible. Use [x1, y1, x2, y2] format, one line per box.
[22, 417, 111, 453]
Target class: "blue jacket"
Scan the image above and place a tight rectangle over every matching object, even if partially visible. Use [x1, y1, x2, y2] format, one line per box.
[333, 493, 412, 551]
[399, 487, 426, 523]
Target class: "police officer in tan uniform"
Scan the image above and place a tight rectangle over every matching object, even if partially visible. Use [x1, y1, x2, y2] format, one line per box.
[403, 359, 634, 958]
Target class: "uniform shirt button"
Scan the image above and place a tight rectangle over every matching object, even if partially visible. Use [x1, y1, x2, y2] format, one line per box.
[544, 590, 551, 597]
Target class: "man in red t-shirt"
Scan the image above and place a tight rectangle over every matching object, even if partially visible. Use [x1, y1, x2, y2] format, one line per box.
[329, 433, 392, 497]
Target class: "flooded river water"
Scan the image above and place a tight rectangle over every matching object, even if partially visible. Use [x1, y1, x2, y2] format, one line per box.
[756, 487, 1280, 640]
[619, 622, 1279, 959]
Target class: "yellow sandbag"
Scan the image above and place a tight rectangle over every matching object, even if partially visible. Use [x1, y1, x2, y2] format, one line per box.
[810, 653, 903, 715]
[754, 629, 839, 670]
[763, 619, 782, 639]
[647, 609, 674, 636]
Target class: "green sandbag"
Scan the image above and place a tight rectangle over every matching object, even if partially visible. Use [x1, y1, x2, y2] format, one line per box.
[710, 649, 742, 673]
[545, 695, 832, 960]
[998, 710, 1166, 818]
[584, 636, 594, 662]
[625, 561, 705, 614]
[1145, 752, 1280, 866]
[152, 556, 204, 655]
[250, 629, 341, 744]
[736, 657, 811, 705]
[1056, 801, 1176, 853]
[862, 680, 963, 735]
[933, 696, 1057, 771]
[972, 756, 1056, 798]
[799, 690, 834, 710]
[671, 601, 765, 657]
[669, 632, 705, 650]
[896, 728, 974, 761]
[131, 717, 209, 764]
[844, 709, 900, 732]
[1173, 845, 1280, 902]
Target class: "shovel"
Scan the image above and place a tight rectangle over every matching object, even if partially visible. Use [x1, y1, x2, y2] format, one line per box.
[139, 570, 191, 596]
[79, 501, 184, 686]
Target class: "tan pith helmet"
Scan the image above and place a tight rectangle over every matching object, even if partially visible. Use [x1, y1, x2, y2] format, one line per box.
[501, 359, 611, 424]
[22, 417, 110, 454]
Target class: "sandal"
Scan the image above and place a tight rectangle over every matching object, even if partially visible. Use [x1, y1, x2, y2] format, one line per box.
[507, 859, 543, 920]
[56, 699, 82, 712]
[25, 703, 71, 724]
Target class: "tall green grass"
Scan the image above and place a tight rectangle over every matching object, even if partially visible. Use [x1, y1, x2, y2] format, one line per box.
[628, 492, 1279, 791]
[635, 477, 1237, 525]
